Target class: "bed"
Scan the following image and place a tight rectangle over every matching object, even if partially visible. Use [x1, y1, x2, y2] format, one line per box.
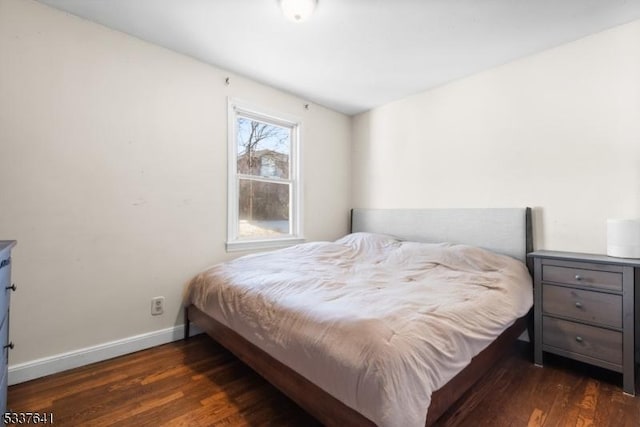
[183, 207, 534, 426]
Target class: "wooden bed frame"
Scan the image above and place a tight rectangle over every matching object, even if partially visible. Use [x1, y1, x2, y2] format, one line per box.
[184, 207, 533, 426]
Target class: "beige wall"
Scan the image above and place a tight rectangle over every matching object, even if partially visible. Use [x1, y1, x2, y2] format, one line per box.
[0, 0, 351, 365]
[352, 19, 640, 254]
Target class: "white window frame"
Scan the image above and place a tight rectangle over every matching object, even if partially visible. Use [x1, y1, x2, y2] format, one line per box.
[226, 98, 304, 252]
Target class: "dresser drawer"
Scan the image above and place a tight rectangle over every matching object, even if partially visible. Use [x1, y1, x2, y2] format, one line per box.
[0, 291, 8, 323]
[0, 314, 8, 369]
[0, 262, 9, 317]
[542, 284, 622, 328]
[0, 261, 9, 290]
[541, 264, 622, 291]
[0, 370, 6, 418]
[543, 317, 622, 365]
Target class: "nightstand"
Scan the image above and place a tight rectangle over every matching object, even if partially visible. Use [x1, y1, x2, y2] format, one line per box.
[528, 250, 639, 396]
[0, 241, 16, 413]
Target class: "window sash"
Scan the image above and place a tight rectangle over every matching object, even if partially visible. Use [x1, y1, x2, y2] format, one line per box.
[236, 117, 292, 180]
[237, 177, 293, 240]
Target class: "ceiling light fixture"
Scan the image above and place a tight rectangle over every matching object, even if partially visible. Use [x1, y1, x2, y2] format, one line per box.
[280, 0, 317, 23]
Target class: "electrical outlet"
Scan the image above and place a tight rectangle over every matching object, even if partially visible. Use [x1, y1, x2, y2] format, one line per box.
[151, 296, 164, 316]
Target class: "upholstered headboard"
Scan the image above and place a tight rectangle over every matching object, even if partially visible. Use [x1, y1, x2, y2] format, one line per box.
[350, 207, 533, 263]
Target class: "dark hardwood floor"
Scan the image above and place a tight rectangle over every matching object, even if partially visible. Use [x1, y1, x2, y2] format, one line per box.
[8, 334, 640, 426]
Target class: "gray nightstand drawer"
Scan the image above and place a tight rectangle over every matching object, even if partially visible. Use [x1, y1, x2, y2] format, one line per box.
[0, 369, 6, 421]
[542, 284, 621, 329]
[543, 316, 622, 365]
[0, 271, 7, 321]
[0, 314, 8, 370]
[0, 263, 8, 290]
[542, 265, 622, 291]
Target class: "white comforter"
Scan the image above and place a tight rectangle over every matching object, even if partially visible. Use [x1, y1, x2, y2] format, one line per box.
[185, 233, 533, 427]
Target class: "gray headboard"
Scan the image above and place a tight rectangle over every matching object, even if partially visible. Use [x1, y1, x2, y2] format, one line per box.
[350, 207, 533, 263]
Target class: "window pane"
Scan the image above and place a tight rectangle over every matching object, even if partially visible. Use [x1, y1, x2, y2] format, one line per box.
[237, 117, 290, 179]
[238, 179, 290, 238]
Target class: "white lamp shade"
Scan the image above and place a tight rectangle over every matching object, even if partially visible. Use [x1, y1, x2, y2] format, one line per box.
[607, 219, 640, 258]
[280, 0, 317, 22]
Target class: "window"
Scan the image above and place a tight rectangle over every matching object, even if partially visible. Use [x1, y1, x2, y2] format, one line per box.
[227, 99, 303, 251]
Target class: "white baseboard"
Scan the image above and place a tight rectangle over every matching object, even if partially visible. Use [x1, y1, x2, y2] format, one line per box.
[8, 324, 203, 385]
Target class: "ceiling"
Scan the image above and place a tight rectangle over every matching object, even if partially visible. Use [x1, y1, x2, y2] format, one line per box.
[37, 0, 640, 115]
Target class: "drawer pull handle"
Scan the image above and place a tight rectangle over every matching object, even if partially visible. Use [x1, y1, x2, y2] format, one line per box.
[574, 302, 582, 308]
[5, 284, 16, 292]
[574, 275, 583, 281]
[575, 336, 583, 343]
[4, 342, 13, 350]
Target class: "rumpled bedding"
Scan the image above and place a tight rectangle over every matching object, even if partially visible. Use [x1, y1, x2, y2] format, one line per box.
[184, 233, 533, 427]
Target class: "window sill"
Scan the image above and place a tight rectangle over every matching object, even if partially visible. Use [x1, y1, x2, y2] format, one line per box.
[226, 237, 306, 253]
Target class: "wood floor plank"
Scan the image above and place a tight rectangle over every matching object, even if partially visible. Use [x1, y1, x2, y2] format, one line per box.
[527, 408, 546, 426]
[8, 335, 640, 426]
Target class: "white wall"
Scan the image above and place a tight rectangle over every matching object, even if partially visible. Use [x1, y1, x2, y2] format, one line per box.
[0, 0, 351, 369]
[352, 19, 640, 253]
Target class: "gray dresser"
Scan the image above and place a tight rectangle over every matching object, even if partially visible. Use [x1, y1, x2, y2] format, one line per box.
[0, 241, 16, 414]
[528, 250, 639, 396]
